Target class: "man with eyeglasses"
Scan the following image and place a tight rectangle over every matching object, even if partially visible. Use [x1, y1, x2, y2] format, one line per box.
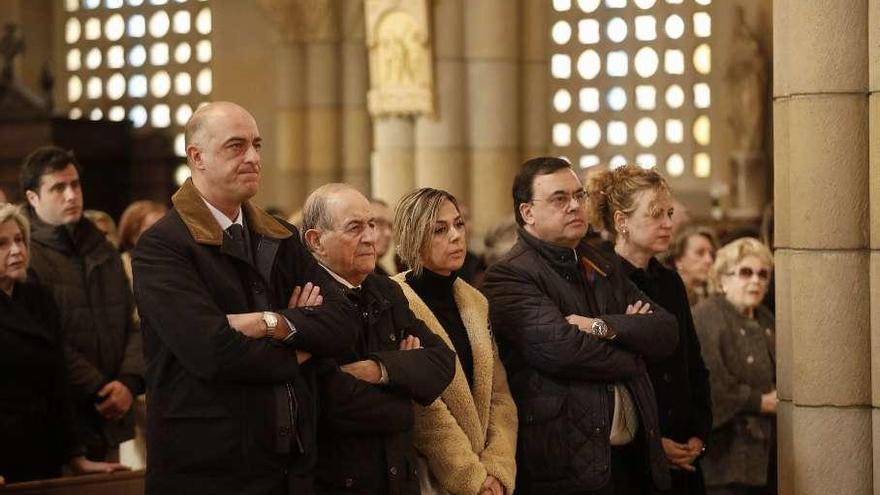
[483, 156, 679, 495]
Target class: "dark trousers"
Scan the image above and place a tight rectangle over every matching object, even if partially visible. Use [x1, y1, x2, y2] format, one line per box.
[664, 464, 707, 495]
[587, 441, 654, 495]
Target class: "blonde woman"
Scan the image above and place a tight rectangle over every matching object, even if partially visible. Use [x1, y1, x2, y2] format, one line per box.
[0, 204, 128, 483]
[693, 238, 776, 495]
[392, 188, 517, 495]
[587, 165, 712, 495]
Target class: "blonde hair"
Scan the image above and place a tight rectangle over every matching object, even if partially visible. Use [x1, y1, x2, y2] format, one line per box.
[0, 203, 30, 253]
[708, 237, 774, 294]
[586, 165, 671, 240]
[393, 188, 460, 277]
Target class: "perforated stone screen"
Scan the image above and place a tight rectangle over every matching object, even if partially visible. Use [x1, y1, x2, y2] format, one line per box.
[62, 0, 212, 171]
[549, 0, 712, 178]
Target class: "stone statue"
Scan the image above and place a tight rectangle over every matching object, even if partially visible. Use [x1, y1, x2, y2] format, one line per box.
[1, 23, 25, 85]
[726, 6, 768, 154]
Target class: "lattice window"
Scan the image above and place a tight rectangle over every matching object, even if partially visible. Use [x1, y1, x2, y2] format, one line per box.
[550, 0, 712, 178]
[62, 0, 212, 170]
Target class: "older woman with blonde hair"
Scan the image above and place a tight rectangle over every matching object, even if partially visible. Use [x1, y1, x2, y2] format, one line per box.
[0, 204, 127, 484]
[693, 237, 776, 495]
[587, 165, 713, 495]
[392, 188, 517, 495]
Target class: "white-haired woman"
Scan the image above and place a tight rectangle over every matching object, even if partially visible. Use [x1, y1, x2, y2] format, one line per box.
[0, 203, 127, 484]
[694, 237, 776, 495]
[392, 188, 517, 495]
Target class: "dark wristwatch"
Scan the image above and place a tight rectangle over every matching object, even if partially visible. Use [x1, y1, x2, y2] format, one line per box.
[590, 318, 612, 339]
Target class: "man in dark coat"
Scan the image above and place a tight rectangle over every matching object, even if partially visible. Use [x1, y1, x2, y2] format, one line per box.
[20, 146, 144, 462]
[132, 102, 361, 495]
[483, 157, 679, 495]
[301, 183, 456, 495]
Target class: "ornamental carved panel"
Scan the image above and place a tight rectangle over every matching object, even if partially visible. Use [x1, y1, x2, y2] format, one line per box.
[365, 0, 435, 118]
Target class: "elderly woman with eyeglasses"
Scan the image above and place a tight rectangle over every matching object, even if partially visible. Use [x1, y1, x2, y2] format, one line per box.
[693, 237, 776, 495]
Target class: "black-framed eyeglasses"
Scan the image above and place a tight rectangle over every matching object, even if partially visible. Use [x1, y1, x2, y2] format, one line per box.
[726, 266, 770, 281]
[531, 189, 589, 210]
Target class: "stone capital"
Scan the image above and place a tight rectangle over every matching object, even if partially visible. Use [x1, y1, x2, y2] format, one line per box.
[256, 0, 339, 43]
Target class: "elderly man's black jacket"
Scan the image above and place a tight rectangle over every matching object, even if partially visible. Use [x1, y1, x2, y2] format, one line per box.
[314, 272, 456, 495]
[483, 229, 678, 495]
[133, 179, 361, 495]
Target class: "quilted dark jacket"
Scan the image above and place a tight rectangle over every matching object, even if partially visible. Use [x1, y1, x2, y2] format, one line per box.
[26, 210, 143, 451]
[483, 229, 677, 494]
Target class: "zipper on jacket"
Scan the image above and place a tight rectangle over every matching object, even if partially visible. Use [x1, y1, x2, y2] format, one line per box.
[286, 382, 304, 454]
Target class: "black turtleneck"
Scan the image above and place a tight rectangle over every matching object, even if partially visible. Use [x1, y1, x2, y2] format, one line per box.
[406, 268, 474, 386]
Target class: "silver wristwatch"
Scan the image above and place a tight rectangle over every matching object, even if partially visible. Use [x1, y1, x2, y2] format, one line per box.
[590, 318, 611, 339]
[262, 311, 278, 339]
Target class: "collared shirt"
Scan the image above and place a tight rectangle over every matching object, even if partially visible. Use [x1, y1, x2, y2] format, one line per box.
[319, 263, 360, 290]
[200, 197, 243, 231]
[200, 196, 301, 342]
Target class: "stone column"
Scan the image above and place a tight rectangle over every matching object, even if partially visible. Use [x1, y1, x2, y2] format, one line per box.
[304, 8, 342, 194]
[340, 0, 371, 194]
[273, 41, 308, 212]
[519, 0, 549, 162]
[371, 116, 415, 206]
[870, 3, 880, 492]
[413, 0, 468, 201]
[774, 1, 871, 494]
[464, 0, 520, 238]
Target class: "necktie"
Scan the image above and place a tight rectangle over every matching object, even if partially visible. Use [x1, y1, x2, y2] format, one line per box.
[225, 224, 248, 260]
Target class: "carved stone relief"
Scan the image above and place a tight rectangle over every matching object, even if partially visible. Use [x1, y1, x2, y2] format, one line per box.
[365, 0, 435, 117]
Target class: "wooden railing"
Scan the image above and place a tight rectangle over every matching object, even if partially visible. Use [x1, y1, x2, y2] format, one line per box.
[0, 470, 144, 494]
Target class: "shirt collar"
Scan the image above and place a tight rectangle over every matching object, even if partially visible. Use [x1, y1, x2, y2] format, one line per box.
[319, 263, 361, 289]
[200, 197, 244, 231]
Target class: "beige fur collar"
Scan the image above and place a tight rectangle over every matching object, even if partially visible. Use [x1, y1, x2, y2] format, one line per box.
[393, 272, 494, 450]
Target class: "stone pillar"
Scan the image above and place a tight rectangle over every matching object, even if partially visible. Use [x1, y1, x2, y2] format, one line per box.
[371, 116, 415, 206]
[340, 0, 371, 194]
[304, 26, 342, 194]
[519, 0, 548, 162]
[464, 0, 520, 238]
[274, 41, 308, 212]
[414, 0, 468, 201]
[774, 1, 871, 494]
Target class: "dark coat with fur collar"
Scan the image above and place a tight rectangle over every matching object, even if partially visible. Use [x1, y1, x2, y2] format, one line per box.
[133, 179, 361, 495]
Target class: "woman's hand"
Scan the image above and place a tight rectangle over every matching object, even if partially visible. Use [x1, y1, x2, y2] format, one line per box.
[661, 437, 698, 472]
[760, 390, 778, 414]
[480, 475, 505, 495]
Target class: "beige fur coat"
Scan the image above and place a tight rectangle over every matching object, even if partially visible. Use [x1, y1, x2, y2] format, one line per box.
[393, 273, 518, 495]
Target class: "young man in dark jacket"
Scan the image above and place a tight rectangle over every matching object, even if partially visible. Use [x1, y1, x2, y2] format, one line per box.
[301, 183, 456, 495]
[483, 157, 679, 495]
[133, 102, 362, 495]
[20, 146, 144, 463]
